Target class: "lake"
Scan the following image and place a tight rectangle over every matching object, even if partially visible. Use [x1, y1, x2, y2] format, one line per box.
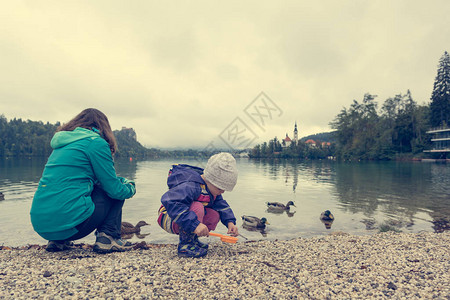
[1, 157, 449, 247]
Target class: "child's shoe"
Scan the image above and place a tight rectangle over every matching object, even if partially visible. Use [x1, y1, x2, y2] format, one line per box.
[178, 230, 207, 258]
[46, 240, 73, 252]
[193, 234, 209, 250]
[93, 232, 133, 254]
[177, 242, 208, 258]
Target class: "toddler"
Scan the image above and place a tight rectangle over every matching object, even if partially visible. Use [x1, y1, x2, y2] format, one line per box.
[158, 152, 238, 257]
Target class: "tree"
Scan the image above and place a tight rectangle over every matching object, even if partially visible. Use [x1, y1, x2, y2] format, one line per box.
[330, 91, 430, 160]
[411, 105, 431, 153]
[330, 93, 379, 159]
[382, 91, 416, 153]
[430, 51, 450, 127]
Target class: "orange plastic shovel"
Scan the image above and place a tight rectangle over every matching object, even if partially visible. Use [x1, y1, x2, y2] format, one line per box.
[209, 232, 238, 244]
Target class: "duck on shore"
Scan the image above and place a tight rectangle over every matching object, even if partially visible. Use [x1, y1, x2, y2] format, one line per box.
[241, 216, 269, 229]
[266, 201, 296, 211]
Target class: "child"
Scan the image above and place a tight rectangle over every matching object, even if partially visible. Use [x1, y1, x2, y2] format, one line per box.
[30, 108, 136, 253]
[158, 152, 239, 258]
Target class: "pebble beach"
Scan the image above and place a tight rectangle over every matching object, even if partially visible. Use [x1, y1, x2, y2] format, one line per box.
[1, 231, 449, 299]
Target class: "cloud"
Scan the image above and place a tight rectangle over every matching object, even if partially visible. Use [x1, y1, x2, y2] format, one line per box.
[0, 1, 449, 148]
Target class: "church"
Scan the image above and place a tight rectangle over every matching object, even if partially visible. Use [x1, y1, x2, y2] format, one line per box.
[282, 122, 298, 147]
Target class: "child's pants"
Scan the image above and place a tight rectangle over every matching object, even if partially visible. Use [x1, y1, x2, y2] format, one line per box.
[158, 201, 220, 234]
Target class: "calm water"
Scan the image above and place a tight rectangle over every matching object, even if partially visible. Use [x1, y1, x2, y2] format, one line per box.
[1, 157, 449, 246]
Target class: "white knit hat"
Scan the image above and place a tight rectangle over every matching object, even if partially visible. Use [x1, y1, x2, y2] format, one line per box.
[203, 152, 238, 191]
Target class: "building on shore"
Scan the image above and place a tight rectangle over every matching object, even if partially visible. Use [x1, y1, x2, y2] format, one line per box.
[120, 127, 137, 141]
[282, 122, 298, 148]
[282, 134, 292, 147]
[424, 126, 450, 156]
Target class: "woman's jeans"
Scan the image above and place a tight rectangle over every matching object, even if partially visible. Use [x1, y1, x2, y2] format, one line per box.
[67, 186, 124, 241]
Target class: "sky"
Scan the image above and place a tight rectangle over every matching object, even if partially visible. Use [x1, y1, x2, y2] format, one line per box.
[1, 1, 449, 150]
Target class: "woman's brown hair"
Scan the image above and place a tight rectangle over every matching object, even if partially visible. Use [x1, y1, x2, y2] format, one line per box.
[57, 108, 117, 154]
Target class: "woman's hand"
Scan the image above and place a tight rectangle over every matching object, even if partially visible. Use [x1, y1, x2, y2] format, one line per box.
[194, 223, 209, 237]
[121, 177, 135, 186]
[121, 178, 136, 196]
[227, 222, 238, 237]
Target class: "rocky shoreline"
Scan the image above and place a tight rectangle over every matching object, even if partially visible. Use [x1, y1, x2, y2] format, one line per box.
[1, 231, 449, 299]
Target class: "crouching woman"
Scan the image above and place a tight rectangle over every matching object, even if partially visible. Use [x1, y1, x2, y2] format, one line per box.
[30, 108, 136, 253]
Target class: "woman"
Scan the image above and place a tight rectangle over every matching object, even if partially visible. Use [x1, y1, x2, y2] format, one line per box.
[30, 108, 136, 253]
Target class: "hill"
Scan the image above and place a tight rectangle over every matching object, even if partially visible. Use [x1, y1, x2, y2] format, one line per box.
[300, 131, 336, 143]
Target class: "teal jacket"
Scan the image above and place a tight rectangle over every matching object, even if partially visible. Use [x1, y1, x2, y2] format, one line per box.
[30, 127, 136, 241]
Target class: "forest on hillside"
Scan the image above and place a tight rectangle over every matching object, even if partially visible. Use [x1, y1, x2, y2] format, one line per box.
[0, 117, 58, 157]
[0, 117, 202, 159]
[249, 52, 450, 160]
[250, 90, 432, 160]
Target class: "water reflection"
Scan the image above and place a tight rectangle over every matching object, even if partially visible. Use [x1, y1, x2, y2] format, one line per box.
[1, 157, 449, 246]
[242, 224, 268, 237]
[245, 159, 450, 235]
[430, 211, 450, 233]
[283, 162, 299, 193]
[0, 157, 47, 203]
[114, 158, 138, 181]
[120, 220, 150, 240]
[0, 157, 47, 183]
[332, 161, 450, 232]
[266, 209, 296, 218]
[320, 218, 334, 229]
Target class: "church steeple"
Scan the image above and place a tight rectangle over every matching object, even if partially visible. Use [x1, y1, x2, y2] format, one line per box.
[294, 122, 298, 143]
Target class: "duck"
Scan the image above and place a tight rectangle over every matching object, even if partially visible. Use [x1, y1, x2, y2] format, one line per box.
[241, 215, 269, 229]
[266, 201, 296, 211]
[121, 220, 149, 235]
[320, 210, 334, 221]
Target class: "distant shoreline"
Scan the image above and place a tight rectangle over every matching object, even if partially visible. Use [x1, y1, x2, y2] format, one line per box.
[2, 155, 448, 162]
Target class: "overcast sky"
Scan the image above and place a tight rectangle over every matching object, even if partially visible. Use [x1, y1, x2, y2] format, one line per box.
[1, 1, 449, 149]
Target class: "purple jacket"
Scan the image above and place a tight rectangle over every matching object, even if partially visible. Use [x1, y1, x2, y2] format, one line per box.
[161, 164, 236, 232]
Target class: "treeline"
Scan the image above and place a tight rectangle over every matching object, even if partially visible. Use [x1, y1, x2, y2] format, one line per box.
[249, 91, 431, 160]
[330, 51, 450, 160]
[300, 132, 335, 143]
[113, 129, 206, 159]
[249, 136, 335, 159]
[0, 116, 199, 159]
[113, 128, 153, 158]
[251, 51, 450, 161]
[330, 91, 431, 160]
[0, 115, 59, 157]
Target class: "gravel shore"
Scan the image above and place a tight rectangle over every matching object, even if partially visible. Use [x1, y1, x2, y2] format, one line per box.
[1, 231, 449, 299]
